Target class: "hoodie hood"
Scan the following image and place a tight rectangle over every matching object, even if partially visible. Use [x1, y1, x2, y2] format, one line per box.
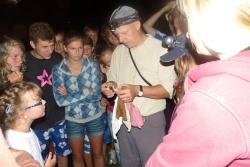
[186, 50, 250, 90]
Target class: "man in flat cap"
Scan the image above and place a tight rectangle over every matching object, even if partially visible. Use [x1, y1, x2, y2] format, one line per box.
[101, 5, 176, 167]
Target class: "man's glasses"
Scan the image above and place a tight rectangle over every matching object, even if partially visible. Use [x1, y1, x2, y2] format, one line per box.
[25, 99, 43, 110]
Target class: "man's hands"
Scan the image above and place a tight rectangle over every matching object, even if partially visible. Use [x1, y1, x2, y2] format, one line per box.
[101, 81, 140, 103]
[116, 85, 139, 103]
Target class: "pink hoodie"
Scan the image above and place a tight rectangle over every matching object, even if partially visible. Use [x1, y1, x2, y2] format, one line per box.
[146, 50, 250, 167]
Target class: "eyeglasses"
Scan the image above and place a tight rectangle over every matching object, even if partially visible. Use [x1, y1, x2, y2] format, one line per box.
[25, 99, 44, 110]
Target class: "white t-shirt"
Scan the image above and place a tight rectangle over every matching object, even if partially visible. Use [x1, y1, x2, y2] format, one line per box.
[5, 128, 44, 166]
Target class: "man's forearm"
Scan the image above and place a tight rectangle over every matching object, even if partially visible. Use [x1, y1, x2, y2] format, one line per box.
[142, 84, 170, 99]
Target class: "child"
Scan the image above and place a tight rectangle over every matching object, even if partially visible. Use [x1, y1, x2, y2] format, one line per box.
[52, 30, 105, 167]
[24, 22, 71, 167]
[83, 35, 95, 60]
[54, 30, 66, 57]
[147, 0, 250, 166]
[0, 81, 56, 167]
[0, 35, 25, 94]
[100, 24, 119, 50]
[98, 44, 119, 164]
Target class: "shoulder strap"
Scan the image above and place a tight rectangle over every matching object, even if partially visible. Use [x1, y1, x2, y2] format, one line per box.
[129, 48, 152, 86]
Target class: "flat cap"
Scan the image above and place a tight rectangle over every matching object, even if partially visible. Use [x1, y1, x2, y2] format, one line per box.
[109, 6, 140, 31]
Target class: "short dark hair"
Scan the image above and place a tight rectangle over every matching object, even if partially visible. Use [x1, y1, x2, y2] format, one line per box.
[83, 24, 99, 34]
[29, 22, 54, 43]
[82, 35, 93, 47]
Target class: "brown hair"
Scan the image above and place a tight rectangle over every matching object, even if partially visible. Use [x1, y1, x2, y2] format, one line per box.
[166, 7, 188, 35]
[64, 30, 83, 47]
[0, 81, 42, 129]
[28, 22, 54, 43]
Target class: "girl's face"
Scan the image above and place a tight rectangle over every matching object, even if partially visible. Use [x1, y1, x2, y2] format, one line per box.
[6, 46, 24, 72]
[64, 39, 84, 61]
[100, 50, 112, 66]
[107, 30, 119, 46]
[23, 91, 46, 121]
[83, 44, 93, 58]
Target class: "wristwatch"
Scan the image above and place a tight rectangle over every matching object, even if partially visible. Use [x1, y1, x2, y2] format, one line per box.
[138, 85, 144, 97]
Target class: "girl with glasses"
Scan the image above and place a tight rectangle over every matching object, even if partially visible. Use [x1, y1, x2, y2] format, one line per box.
[0, 81, 56, 167]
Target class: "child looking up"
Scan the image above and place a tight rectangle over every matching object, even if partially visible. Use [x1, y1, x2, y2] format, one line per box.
[0, 81, 56, 167]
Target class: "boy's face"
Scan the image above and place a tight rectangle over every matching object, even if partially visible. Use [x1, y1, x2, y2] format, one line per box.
[83, 44, 93, 58]
[30, 39, 55, 59]
[55, 33, 65, 55]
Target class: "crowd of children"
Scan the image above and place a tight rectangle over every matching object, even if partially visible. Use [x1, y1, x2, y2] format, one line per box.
[1, 0, 250, 166]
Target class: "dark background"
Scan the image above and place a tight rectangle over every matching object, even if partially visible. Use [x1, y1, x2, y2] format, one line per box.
[0, 0, 170, 32]
[0, 0, 172, 50]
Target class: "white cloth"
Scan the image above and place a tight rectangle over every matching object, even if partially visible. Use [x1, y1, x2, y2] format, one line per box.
[112, 97, 136, 140]
[5, 128, 44, 166]
[112, 97, 124, 140]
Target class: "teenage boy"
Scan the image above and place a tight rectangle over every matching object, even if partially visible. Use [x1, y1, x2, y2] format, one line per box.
[25, 22, 70, 167]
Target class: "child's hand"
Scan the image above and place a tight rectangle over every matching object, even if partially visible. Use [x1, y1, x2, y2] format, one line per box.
[101, 81, 118, 98]
[7, 71, 23, 83]
[100, 97, 109, 107]
[58, 85, 67, 96]
[44, 152, 56, 167]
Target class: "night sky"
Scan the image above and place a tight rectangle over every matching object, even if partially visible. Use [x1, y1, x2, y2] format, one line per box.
[0, 0, 170, 38]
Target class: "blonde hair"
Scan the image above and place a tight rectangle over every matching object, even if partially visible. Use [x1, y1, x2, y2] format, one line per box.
[173, 54, 196, 104]
[0, 81, 42, 130]
[0, 36, 25, 83]
[177, 0, 250, 58]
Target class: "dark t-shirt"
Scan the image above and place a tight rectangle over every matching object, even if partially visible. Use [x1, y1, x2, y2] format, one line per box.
[24, 51, 64, 130]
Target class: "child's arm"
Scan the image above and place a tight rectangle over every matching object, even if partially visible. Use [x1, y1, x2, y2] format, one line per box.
[52, 66, 91, 106]
[0, 128, 41, 167]
[44, 152, 56, 167]
[90, 62, 102, 100]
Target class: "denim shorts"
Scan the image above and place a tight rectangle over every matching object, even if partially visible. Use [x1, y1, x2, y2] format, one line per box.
[66, 115, 104, 138]
[103, 111, 113, 144]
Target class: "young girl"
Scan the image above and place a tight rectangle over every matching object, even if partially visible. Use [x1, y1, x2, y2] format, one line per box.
[0, 35, 25, 94]
[52, 30, 104, 167]
[147, 0, 250, 166]
[0, 81, 56, 167]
